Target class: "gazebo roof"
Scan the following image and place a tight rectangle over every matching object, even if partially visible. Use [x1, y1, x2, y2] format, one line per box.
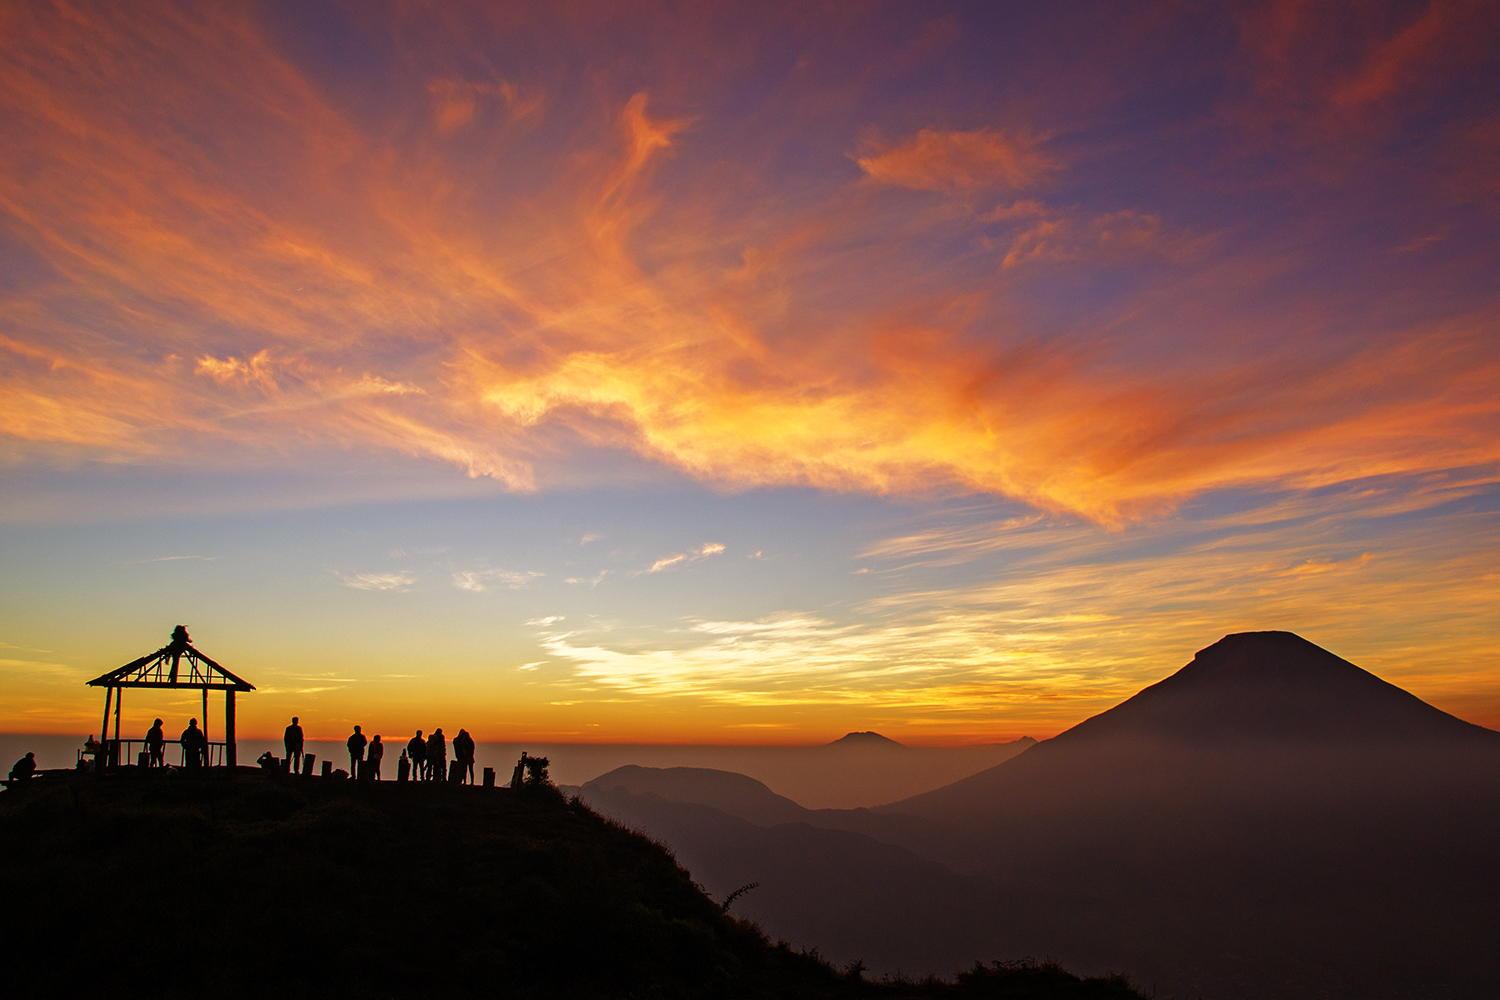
[86, 625, 254, 691]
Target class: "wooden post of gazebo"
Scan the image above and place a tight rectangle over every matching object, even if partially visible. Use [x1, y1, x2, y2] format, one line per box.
[86, 625, 255, 769]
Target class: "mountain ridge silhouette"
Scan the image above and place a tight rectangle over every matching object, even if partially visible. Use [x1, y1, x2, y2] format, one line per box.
[891, 629, 1500, 821]
[826, 731, 905, 748]
[1060, 630, 1500, 745]
[578, 630, 1500, 998]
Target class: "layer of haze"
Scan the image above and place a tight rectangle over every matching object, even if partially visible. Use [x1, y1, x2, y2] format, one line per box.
[2, 1, 1498, 743]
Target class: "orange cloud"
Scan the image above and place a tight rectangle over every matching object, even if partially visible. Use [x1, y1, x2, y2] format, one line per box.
[0, 1, 1496, 532]
[196, 350, 279, 393]
[856, 128, 1056, 192]
[998, 209, 1196, 269]
[427, 78, 543, 133]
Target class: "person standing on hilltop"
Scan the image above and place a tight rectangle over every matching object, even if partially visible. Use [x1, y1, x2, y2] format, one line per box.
[453, 728, 476, 785]
[367, 735, 384, 781]
[145, 718, 166, 768]
[284, 716, 305, 773]
[346, 725, 367, 780]
[407, 730, 427, 781]
[427, 727, 447, 783]
[180, 718, 206, 768]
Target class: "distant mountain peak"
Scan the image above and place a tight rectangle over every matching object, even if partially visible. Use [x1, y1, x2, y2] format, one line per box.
[1063, 630, 1497, 745]
[828, 731, 904, 748]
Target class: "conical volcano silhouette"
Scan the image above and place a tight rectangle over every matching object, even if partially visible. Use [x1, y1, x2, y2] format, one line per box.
[1060, 630, 1497, 745]
[897, 631, 1498, 819]
[873, 631, 1500, 1000]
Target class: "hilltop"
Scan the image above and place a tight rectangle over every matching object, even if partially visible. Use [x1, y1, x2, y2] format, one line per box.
[0, 771, 1143, 1000]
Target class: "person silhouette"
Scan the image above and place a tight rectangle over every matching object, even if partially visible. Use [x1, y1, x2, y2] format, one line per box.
[145, 718, 166, 768]
[8, 751, 37, 784]
[397, 747, 411, 783]
[427, 728, 447, 783]
[453, 728, 476, 785]
[180, 719, 206, 769]
[346, 725, 367, 780]
[406, 730, 427, 781]
[367, 735, 384, 781]
[283, 716, 305, 773]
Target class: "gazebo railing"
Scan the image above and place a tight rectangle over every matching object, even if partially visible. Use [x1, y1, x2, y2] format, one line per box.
[85, 739, 227, 769]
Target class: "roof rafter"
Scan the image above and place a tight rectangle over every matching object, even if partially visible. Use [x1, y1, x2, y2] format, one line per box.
[86, 626, 254, 691]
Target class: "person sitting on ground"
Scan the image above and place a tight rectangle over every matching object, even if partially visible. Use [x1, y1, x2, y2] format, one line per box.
[346, 725, 367, 780]
[256, 750, 278, 772]
[427, 727, 447, 783]
[9, 751, 37, 784]
[81, 734, 101, 772]
[145, 718, 166, 768]
[367, 735, 384, 781]
[84, 732, 114, 772]
[406, 730, 427, 782]
[283, 716, 305, 773]
[453, 728, 476, 785]
[180, 718, 207, 768]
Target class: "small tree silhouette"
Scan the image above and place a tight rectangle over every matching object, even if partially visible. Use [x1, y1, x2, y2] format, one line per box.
[720, 881, 759, 913]
[522, 754, 551, 786]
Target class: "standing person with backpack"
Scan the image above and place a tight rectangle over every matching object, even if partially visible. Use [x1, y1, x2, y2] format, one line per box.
[453, 729, 476, 785]
[346, 725, 367, 780]
[366, 735, 384, 781]
[427, 728, 446, 784]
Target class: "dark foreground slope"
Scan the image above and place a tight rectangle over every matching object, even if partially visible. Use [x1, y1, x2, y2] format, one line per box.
[579, 775, 1003, 975]
[0, 772, 1142, 1000]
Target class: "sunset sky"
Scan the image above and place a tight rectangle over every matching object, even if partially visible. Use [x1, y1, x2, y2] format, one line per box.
[2, 1, 1497, 743]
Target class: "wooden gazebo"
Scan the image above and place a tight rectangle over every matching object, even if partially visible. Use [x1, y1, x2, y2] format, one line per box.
[86, 625, 254, 768]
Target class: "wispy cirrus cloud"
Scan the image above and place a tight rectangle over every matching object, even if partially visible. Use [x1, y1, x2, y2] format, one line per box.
[336, 571, 417, 592]
[426, 77, 543, 134]
[534, 472, 1500, 732]
[451, 568, 543, 592]
[856, 128, 1056, 192]
[137, 554, 219, 564]
[0, 2, 1495, 528]
[648, 542, 726, 574]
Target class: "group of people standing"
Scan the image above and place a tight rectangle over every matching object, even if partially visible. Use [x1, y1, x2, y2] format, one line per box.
[281, 717, 479, 783]
[13, 719, 545, 789]
[399, 727, 477, 783]
[145, 717, 208, 767]
[89, 717, 208, 769]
